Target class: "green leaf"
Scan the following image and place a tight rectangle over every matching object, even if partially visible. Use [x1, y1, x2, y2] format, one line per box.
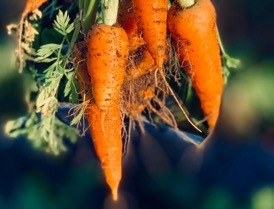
[70, 100, 90, 126]
[64, 83, 71, 98]
[64, 71, 73, 97]
[43, 61, 58, 74]
[36, 74, 62, 116]
[222, 54, 241, 84]
[25, 112, 38, 127]
[7, 7, 82, 156]
[5, 117, 27, 138]
[70, 109, 84, 126]
[64, 71, 79, 103]
[53, 10, 74, 36]
[69, 83, 79, 104]
[5, 113, 79, 155]
[225, 55, 241, 69]
[218, 29, 240, 82]
[36, 44, 60, 57]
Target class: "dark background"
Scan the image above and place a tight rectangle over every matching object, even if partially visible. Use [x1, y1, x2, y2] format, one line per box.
[1, 0, 274, 209]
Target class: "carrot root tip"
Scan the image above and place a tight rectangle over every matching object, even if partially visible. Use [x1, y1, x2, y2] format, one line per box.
[112, 186, 119, 201]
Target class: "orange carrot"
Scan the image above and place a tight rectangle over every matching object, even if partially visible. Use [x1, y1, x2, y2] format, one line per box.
[132, 0, 201, 132]
[129, 49, 156, 78]
[132, 0, 168, 68]
[118, 0, 145, 51]
[86, 23, 129, 200]
[73, 41, 122, 201]
[118, 0, 157, 78]
[167, 0, 223, 129]
[87, 24, 129, 111]
[86, 104, 123, 201]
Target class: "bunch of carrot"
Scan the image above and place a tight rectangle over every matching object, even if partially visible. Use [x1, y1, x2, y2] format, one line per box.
[87, 0, 223, 199]
[75, 0, 223, 201]
[20, 0, 224, 201]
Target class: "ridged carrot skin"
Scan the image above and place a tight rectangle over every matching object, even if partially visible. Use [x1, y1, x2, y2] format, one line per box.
[167, 0, 223, 129]
[118, 0, 145, 51]
[86, 104, 123, 201]
[87, 24, 129, 201]
[73, 41, 122, 201]
[132, 0, 168, 68]
[87, 24, 129, 111]
[118, 0, 157, 78]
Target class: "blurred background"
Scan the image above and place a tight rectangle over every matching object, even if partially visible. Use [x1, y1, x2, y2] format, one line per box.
[1, 0, 274, 209]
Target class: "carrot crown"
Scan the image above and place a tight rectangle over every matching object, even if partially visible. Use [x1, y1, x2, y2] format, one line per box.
[178, 0, 195, 8]
[101, 0, 119, 26]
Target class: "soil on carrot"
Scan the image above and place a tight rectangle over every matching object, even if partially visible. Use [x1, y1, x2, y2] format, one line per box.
[121, 40, 178, 128]
[73, 38, 180, 134]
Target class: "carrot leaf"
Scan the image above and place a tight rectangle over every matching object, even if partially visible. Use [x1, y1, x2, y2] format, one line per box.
[53, 10, 74, 36]
[64, 71, 79, 103]
[5, 9, 80, 155]
[70, 100, 89, 126]
[218, 29, 241, 82]
[5, 112, 79, 155]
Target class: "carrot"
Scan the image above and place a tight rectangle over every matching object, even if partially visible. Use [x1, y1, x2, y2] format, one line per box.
[87, 23, 129, 200]
[131, 0, 201, 133]
[167, 0, 224, 129]
[118, 0, 157, 78]
[73, 41, 122, 201]
[132, 0, 168, 68]
[118, 0, 145, 51]
[86, 104, 123, 201]
[129, 48, 156, 78]
[87, 24, 129, 111]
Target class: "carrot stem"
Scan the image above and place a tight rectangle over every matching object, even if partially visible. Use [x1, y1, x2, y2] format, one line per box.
[217, 28, 240, 65]
[79, 0, 100, 33]
[217, 29, 228, 58]
[178, 0, 195, 8]
[102, 0, 119, 26]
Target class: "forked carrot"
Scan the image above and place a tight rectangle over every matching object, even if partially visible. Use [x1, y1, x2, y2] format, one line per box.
[118, 0, 145, 51]
[132, 0, 168, 68]
[118, 0, 157, 78]
[168, 0, 223, 129]
[132, 0, 201, 132]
